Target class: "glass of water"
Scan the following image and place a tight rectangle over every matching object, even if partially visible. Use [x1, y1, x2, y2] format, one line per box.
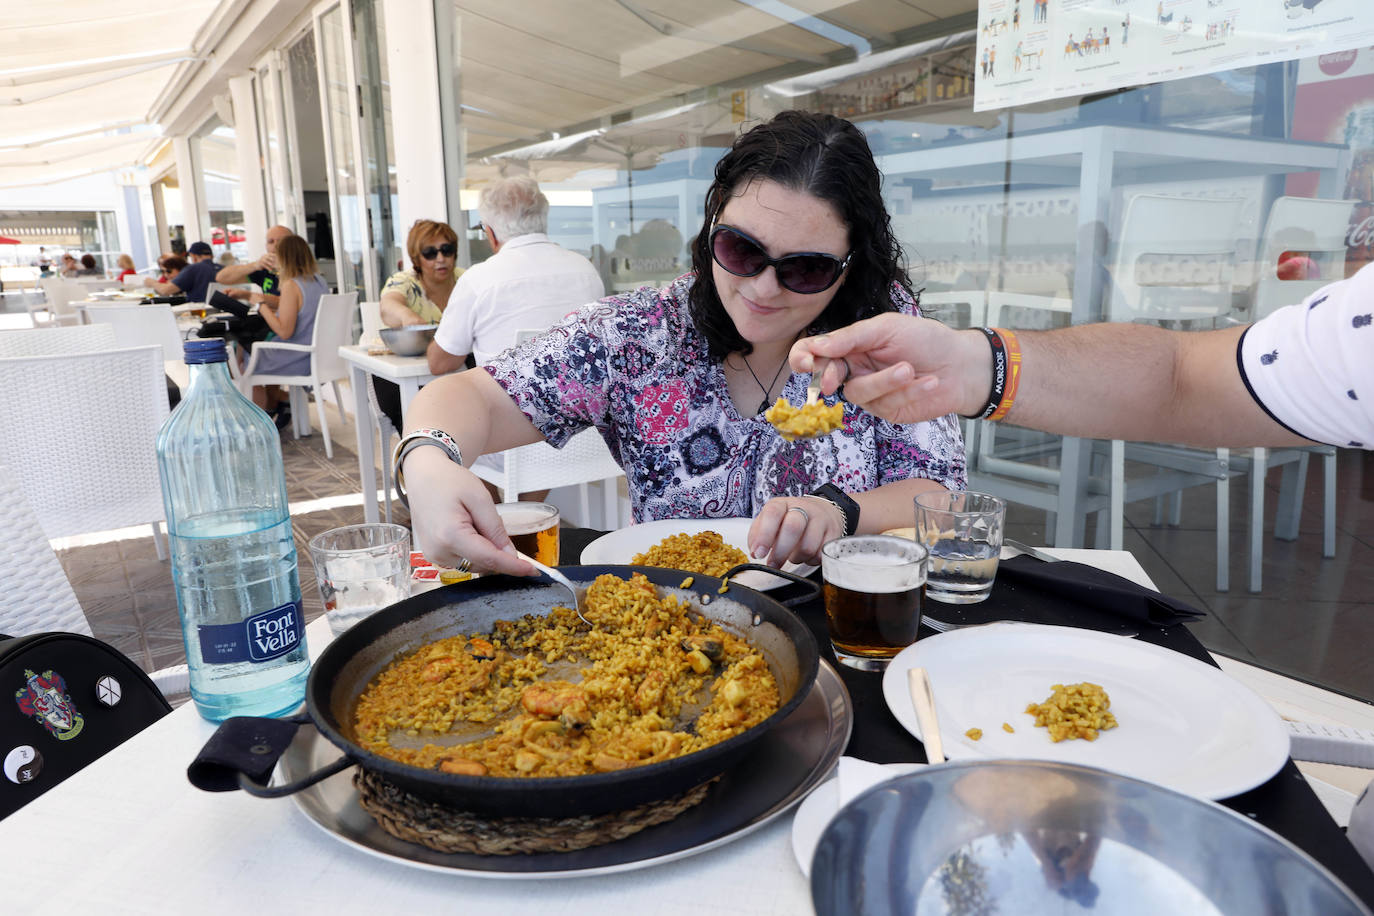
[914, 491, 1006, 604]
[308, 524, 411, 636]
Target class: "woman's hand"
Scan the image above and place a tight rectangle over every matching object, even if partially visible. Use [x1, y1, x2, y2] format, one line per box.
[748, 495, 847, 568]
[402, 447, 537, 576]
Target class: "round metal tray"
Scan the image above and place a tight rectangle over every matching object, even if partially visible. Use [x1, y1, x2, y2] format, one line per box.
[279, 660, 853, 878]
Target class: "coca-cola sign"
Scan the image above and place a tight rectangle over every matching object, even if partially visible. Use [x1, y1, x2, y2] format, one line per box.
[1319, 50, 1357, 77]
[1349, 214, 1374, 249]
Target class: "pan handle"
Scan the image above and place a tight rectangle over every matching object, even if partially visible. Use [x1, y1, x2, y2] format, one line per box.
[723, 562, 821, 607]
[187, 711, 354, 798]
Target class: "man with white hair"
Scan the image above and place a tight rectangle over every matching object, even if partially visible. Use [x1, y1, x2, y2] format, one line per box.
[427, 176, 605, 375]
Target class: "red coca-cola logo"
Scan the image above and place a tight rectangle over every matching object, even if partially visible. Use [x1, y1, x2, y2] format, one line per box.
[1319, 50, 1357, 77]
[1349, 214, 1374, 249]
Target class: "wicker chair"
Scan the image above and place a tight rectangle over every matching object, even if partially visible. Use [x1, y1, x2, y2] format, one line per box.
[0, 345, 171, 559]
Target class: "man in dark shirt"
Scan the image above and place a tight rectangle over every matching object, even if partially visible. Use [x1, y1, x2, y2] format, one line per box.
[145, 241, 219, 301]
[215, 224, 292, 307]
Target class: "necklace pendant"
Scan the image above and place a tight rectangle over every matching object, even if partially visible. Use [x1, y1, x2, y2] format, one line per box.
[758, 399, 770, 415]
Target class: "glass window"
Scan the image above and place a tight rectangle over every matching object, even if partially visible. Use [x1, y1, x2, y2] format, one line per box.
[352, 0, 402, 292]
[191, 116, 246, 263]
[434, 3, 1374, 698]
[318, 5, 365, 294]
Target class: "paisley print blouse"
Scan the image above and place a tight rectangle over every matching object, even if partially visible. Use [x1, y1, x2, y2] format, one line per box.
[483, 273, 966, 521]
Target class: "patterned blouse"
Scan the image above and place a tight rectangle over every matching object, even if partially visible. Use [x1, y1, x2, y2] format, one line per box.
[382, 269, 461, 324]
[483, 273, 966, 521]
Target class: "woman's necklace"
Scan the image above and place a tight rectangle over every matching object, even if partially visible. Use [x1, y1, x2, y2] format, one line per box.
[741, 351, 791, 415]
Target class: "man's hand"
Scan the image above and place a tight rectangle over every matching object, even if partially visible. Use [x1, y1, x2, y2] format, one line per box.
[791, 314, 991, 424]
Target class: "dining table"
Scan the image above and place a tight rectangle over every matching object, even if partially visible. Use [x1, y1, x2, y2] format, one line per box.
[338, 343, 435, 524]
[3, 539, 1372, 914]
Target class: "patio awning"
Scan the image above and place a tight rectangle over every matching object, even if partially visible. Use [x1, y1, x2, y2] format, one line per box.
[0, 0, 221, 188]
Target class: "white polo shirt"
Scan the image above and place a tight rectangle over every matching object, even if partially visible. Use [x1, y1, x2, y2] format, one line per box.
[1238, 261, 1374, 449]
[434, 233, 606, 366]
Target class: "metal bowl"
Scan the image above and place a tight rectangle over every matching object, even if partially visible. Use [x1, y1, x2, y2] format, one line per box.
[379, 324, 438, 356]
[812, 760, 1371, 915]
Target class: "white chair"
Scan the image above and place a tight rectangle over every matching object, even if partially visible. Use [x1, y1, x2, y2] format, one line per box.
[468, 328, 628, 529]
[80, 304, 184, 363]
[1103, 193, 1265, 590]
[0, 464, 94, 638]
[0, 346, 170, 559]
[1105, 194, 1246, 325]
[37, 277, 82, 327]
[471, 428, 627, 529]
[234, 291, 357, 459]
[0, 323, 116, 357]
[1224, 196, 1351, 588]
[0, 463, 189, 698]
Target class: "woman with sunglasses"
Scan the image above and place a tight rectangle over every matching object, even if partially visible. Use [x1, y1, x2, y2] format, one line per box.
[400, 110, 965, 576]
[375, 220, 466, 429]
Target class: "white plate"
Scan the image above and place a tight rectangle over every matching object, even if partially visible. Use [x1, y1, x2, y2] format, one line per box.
[880, 623, 1290, 800]
[790, 761, 923, 877]
[580, 517, 817, 591]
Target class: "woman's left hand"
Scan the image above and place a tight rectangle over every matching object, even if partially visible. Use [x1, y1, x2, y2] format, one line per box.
[748, 496, 846, 568]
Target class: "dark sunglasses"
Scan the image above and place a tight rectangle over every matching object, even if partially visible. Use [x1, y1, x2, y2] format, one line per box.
[419, 242, 457, 260]
[709, 224, 850, 295]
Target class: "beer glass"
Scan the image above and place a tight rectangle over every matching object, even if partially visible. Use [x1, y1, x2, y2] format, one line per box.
[915, 490, 1006, 604]
[494, 501, 560, 566]
[820, 535, 928, 671]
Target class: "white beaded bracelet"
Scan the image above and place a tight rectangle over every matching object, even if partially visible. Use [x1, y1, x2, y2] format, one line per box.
[392, 428, 464, 504]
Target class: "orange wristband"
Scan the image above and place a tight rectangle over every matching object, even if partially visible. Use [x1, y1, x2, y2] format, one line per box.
[987, 328, 1021, 422]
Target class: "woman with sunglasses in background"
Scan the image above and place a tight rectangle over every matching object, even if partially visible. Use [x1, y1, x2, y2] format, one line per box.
[375, 219, 467, 430]
[400, 110, 965, 575]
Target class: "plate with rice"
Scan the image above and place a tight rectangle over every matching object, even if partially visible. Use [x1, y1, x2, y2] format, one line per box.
[580, 517, 817, 591]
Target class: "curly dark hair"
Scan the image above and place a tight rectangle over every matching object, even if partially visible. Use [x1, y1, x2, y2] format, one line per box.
[688, 110, 911, 360]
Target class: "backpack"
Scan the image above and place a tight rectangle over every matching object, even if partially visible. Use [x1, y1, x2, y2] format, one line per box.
[0, 632, 171, 819]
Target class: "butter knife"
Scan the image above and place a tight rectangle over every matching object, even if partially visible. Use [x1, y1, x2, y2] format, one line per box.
[907, 667, 944, 764]
[1004, 538, 1060, 564]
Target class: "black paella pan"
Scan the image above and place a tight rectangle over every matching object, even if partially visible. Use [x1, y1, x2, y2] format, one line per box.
[191, 564, 820, 819]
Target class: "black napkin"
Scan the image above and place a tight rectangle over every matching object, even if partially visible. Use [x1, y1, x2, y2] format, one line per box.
[922, 554, 1205, 634]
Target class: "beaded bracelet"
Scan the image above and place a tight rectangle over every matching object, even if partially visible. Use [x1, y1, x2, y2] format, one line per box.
[392, 428, 465, 505]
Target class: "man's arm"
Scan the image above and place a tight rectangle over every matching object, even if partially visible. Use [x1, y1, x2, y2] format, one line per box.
[794, 315, 1312, 448]
[426, 339, 469, 375]
[1008, 323, 1310, 447]
[215, 263, 258, 285]
[144, 277, 180, 296]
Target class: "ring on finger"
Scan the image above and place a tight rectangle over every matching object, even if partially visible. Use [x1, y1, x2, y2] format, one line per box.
[787, 505, 810, 524]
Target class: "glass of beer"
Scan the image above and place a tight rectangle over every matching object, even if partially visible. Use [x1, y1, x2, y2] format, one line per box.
[820, 535, 928, 671]
[494, 501, 560, 566]
[915, 490, 1006, 604]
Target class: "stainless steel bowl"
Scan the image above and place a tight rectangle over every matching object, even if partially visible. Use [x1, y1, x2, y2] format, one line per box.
[379, 324, 438, 357]
[812, 760, 1371, 915]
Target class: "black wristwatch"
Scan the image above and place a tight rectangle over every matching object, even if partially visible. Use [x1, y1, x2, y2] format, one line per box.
[809, 483, 860, 537]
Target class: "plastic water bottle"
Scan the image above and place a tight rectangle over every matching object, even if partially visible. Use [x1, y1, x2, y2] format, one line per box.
[156, 338, 309, 721]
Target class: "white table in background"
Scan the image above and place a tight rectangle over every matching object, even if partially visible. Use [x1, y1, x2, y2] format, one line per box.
[338, 344, 435, 523]
[2, 549, 1369, 913]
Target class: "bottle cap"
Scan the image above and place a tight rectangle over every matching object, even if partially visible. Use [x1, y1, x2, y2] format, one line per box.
[184, 338, 228, 365]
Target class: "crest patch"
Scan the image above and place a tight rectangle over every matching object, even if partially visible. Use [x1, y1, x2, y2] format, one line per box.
[15, 668, 85, 741]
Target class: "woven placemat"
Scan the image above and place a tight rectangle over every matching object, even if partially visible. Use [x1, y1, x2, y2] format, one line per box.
[354, 767, 718, 855]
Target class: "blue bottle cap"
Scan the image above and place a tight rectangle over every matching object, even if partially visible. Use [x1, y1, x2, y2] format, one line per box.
[184, 338, 228, 365]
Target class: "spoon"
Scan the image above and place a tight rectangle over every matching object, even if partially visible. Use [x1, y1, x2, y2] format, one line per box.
[806, 360, 826, 405]
[516, 550, 591, 627]
[908, 667, 945, 764]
